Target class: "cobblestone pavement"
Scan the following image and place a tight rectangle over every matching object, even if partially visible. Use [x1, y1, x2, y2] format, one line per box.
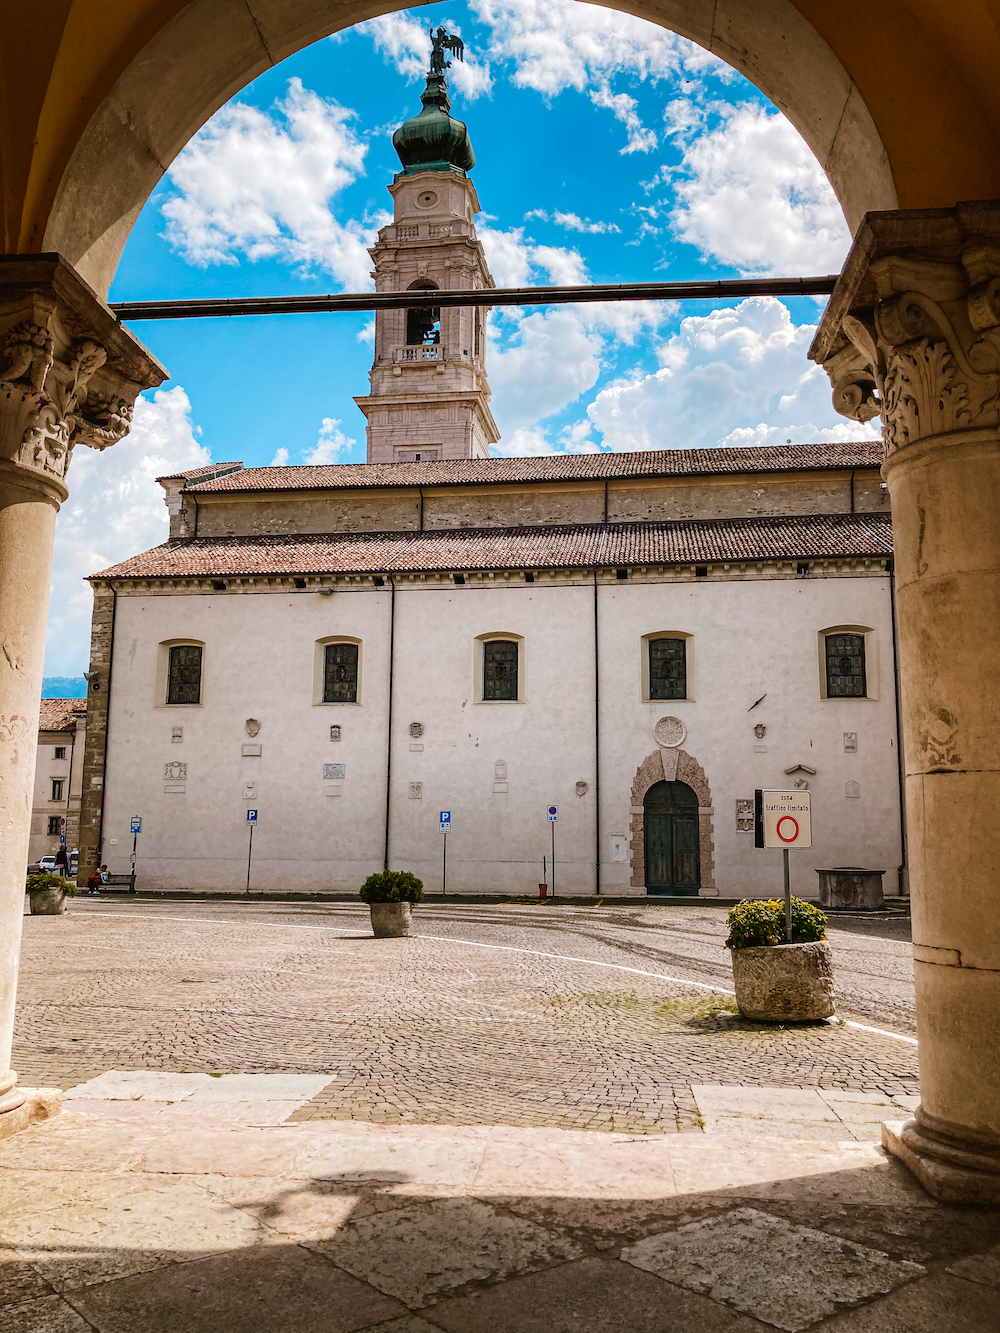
[12, 900, 918, 1136]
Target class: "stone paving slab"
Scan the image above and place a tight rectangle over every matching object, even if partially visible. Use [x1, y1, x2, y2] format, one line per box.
[0, 1110, 997, 1332]
[692, 1086, 922, 1142]
[621, 1207, 923, 1331]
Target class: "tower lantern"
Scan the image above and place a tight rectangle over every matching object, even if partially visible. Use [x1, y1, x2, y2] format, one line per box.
[355, 30, 499, 463]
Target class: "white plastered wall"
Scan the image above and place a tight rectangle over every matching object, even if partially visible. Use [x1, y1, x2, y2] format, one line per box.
[100, 571, 902, 897]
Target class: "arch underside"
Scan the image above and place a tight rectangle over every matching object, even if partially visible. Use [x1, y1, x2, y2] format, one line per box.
[630, 748, 715, 896]
[36, 0, 901, 298]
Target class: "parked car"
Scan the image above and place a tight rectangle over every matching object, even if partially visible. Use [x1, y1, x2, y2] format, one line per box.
[27, 855, 57, 874]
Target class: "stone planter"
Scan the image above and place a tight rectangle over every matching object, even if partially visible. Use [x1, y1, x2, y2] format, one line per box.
[816, 867, 885, 910]
[730, 941, 835, 1021]
[29, 888, 67, 915]
[370, 902, 412, 937]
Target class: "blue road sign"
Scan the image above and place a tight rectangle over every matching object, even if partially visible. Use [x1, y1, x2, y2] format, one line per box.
[130, 817, 142, 834]
[547, 805, 558, 821]
[246, 809, 258, 825]
[440, 810, 451, 831]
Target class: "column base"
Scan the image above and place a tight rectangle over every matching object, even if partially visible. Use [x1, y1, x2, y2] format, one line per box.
[883, 1118, 1000, 1205]
[0, 1071, 62, 1140]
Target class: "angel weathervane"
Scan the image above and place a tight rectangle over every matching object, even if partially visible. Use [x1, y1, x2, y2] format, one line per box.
[429, 27, 465, 74]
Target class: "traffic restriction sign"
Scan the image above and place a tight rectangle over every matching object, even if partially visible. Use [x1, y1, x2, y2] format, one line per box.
[754, 790, 812, 848]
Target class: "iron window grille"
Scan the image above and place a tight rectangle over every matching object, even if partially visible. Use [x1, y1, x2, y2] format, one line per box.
[324, 643, 359, 703]
[167, 645, 203, 705]
[47, 816, 61, 835]
[825, 633, 867, 697]
[54, 747, 66, 759]
[483, 640, 518, 701]
[649, 638, 687, 700]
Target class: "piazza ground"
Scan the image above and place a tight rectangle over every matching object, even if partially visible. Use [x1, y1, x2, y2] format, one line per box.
[13, 899, 918, 1132]
[6, 898, 1000, 1332]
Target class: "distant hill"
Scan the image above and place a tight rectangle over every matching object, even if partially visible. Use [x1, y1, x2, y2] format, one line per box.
[42, 677, 87, 699]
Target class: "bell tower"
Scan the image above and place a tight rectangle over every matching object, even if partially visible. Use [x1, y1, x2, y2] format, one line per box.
[355, 30, 499, 463]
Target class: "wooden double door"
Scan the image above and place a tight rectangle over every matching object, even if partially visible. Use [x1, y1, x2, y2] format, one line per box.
[643, 780, 700, 896]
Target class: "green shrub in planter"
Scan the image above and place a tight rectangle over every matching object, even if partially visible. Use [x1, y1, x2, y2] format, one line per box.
[359, 870, 424, 904]
[725, 897, 826, 949]
[26, 872, 76, 897]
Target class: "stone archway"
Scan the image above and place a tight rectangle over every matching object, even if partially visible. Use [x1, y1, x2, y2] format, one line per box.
[26, 0, 900, 297]
[629, 748, 715, 896]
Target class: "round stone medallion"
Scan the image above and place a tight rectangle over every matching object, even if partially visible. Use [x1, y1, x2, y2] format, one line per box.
[654, 716, 687, 748]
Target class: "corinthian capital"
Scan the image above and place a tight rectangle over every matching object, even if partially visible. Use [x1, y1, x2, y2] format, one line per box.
[810, 203, 1000, 457]
[0, 255, 165, 499]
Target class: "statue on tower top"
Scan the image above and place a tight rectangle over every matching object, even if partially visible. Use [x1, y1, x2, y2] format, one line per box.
[429, 27, 465, 74]
[392, 27, 475, 177]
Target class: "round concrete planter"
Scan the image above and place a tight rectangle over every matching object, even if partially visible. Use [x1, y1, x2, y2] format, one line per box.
[28, 888, 67, 915]
[370, 902, 412, 937]
[730, 941, 834, 1021]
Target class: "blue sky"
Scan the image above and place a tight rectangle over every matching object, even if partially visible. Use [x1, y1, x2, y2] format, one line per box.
[45, 0, 879, 677]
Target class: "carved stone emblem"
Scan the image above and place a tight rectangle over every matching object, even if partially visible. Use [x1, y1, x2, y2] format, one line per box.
[245, 718, 260, 737]
[410, 722, 424, 738]
[653, 716, 687, 749]
[323, 763, 346, 780]
[164, 762, 187, 781]
[753, 724, 766, 739]
[494, 759, 507, 780]
[576, 781, 588, 797]
[330, 725, 342, 741]
[845, 781, 861, 799]
[408, 782, 423, 799]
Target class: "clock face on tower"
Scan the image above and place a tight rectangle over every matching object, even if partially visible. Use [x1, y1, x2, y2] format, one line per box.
[416, 190, 439, 209]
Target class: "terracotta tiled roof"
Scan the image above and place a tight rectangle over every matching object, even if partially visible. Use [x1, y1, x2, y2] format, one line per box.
[39, 699, 86, 732]
[183, 442, 884, 494]
[92, 512, 892, 580]
[155, 462, 243, 483]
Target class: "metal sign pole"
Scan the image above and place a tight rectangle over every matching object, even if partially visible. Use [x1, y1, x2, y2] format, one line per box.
[131, 832, 137, 893]
[551, 822, 555, 898]
[783, 847, 792, 942]
[246, 824, 254, 896]
[442, 828, 447, 897]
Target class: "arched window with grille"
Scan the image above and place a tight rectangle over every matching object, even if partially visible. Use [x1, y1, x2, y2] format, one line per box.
[825, 632, 867, 697]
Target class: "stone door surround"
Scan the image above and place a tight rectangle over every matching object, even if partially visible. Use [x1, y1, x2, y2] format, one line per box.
[629, 749, 716, 896]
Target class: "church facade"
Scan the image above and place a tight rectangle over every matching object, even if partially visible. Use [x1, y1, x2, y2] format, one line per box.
[77, 42, 902, 901]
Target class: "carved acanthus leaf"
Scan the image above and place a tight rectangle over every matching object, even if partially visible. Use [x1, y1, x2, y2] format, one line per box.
[0, 323, 113, 479]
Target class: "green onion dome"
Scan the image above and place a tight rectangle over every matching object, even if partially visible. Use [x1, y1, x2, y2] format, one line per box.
[393, 71, 475, 177]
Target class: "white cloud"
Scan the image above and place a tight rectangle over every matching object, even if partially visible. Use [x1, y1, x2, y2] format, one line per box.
[44, 388, 210, 676]
[473, 0, 688, 94]
[269, 447, 290, 466]
[586, 297, 881, 452]
[357, 317, 376, 345]
[524, 208, 620, 234]
[358, 13, 493, 98]
[305, 418, 356, 464]
[161, 78, 388, 289]
[488, 306, 604, 438]
[668, 103, 851, 275]
[589, 86, 657, 154]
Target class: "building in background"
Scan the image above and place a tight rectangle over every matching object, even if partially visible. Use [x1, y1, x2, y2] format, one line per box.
[76, 39, 902, 900]
[78, 443, 900, 900]
[29, 699, 87, 867]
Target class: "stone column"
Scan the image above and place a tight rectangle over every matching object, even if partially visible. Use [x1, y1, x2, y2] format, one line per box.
[0, 256, 164, 1136]
[812, 203, 1000, 1202]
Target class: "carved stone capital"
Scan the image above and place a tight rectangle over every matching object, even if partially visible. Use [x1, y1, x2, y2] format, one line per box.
[810, 204, 1000, 457]
[0, 255, 166, 502]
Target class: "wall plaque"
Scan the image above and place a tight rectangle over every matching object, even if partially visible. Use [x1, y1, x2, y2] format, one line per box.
[242, 744, 261, 756]
[163, 762, 186, 781]
[844, 732, 858, 751]
[653, 716, 686, 748]
[735, 798, 754, 832]
[330, 725, 342, 741]
[408, 782, 423, 799]
[171, 726, 183, 743]
[324, 763, 346, 779]
[845, 780, 860, 798]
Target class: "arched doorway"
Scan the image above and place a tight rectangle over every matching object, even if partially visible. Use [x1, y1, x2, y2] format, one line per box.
[643, 781, 700, 895]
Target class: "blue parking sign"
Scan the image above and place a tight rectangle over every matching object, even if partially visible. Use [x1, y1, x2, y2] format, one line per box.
[130, 817, 142, 834]
[246, 809, 258, 825]
[440, 810, 451, 831]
